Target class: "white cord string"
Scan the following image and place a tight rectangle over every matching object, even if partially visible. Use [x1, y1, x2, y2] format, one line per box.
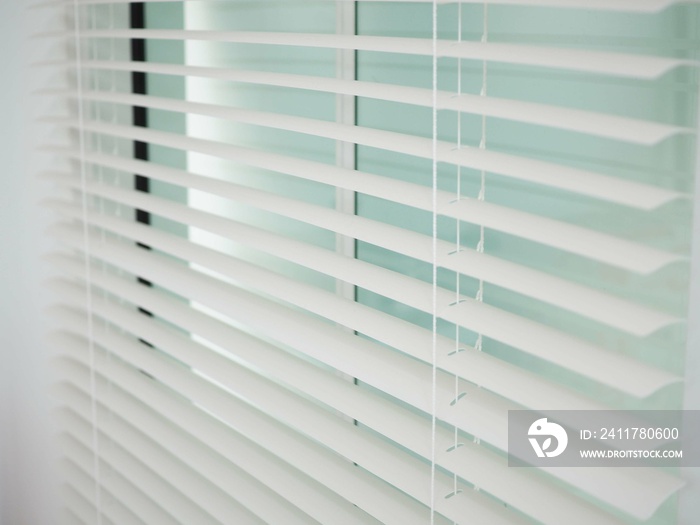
[89, 0, 107, 345]
[103, 0, 117, 470]
[430, 0, 439, 523]
[475, 1, 488, 356]
[91, 1, 114, 501]
[72, 1, 102, 522]
[452, 1, 464, 511]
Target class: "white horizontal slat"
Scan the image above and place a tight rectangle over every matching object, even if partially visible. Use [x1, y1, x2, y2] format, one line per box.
[50, 293, 683, 523]
[45, 249, 530, 448]
[412, 0, 696, 10]
[51, 119, 684, 273]
[53, 351, 440, 525]
[56, 381, 376, 525]
[50, 189, 680, 345]
[55, 389, 321, 525]
[46, 180, 677, 392]
[49, 281, 630, 525]
[52, 330, 523, 525]
[61, 484, 110, 525]
[76, 60, 689, 145]
[43, 257, 616, 444]
[58, 461, 102, 521]
[31, 0, 700, 14]
[48, 173, 682, 343]
[58, 409, 243, 525]
[60, 312, 524, 523]
[46, 186, 680, 340]
[45, 213, 688, 450]
[53, 330, 378, 525]
[51, 310, 523, 525]
[45, 202, 681, 409]
[51, 150, 681, 336]
[61, 29, 694, 79]
[57, 443, 168, 525]
[59, 464, 152, 525]
[437, 248, 676, 336]
[440, 197, 680, 276]
[60, 300, 528, 521]
[46, 249, 684, 521]
[60, 507, 86, 525]
[75, 91, 685, 212]
[47, 213, 677, 393]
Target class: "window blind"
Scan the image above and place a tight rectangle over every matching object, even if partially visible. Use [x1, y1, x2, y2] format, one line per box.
[38, 1, 700, 524]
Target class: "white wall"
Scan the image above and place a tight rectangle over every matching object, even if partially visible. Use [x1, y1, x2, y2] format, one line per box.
[0, 1, 58, 523]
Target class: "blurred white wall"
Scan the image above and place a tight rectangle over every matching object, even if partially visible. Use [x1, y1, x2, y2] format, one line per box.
[0, 1, 58, 523]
